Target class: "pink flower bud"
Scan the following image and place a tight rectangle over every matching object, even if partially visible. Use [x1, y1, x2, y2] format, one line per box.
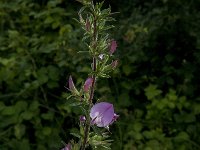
[68, 76, 79, 95]
[69, 76, 75, 90]
[84, 77, 93, 92]
[109, 40, 117, 55]
[90, 102, 118, 127]
[79, 115, 86, 122]
[111, 60, 118, 69]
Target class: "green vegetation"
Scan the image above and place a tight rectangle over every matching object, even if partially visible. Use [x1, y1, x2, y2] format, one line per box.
[0, 0, 200, 149]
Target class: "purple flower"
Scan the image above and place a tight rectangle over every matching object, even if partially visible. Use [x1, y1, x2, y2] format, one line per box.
[109, 40, 117, 55]
[90, 102, 118, 127]
[61, 143, 71, 150]
[79, 115, 86, 122]
[84, 77, 93, 92]
[68, 76, 79, 95]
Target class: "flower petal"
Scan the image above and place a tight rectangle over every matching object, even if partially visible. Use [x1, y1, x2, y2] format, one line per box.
[90, 102, 115, 127]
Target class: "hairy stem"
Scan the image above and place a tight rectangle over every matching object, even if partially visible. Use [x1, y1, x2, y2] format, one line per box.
[81, 122, 90, 150]
[81, 58, 96, 150]
[89, 58, 96, 103]
[81, 58, 97, 150]
[81, 8, 98, 149]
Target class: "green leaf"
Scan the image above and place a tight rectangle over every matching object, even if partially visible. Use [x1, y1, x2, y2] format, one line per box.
[144, 85, 162, 100]
[122, 65, 132, 76]
[41, 112, 54, 120]
[47, 65, 59, 81]
[175, 132, 189, 141]
[21, 111, 34, 120]
[14, 124, 26, 140]
[36, 67, 48, 84]
[0, 101, 5, 111]
[15, 101, 28, 113]
[2, 106, 15, 115]
[42, 127, 52, 136]
[70, 128, 82, 139]
[118, 92, 131, 107]
[133, 122, 143, 132]
[29, 101, 39, 111]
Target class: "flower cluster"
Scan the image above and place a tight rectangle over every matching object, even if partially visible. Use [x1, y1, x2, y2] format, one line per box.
[68, 76, 119, 128]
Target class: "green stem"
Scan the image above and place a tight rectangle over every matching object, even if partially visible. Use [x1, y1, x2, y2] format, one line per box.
[81, 6, 98, 149]
[81, 58, 96, 150]
[81, 118, 90, 150]
[89, 58, 96, 103]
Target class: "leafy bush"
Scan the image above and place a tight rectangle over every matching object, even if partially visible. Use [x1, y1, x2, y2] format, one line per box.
[0, 0, 200, 149]
[0, 0, 84, 149]
[109, 0, 200, 149]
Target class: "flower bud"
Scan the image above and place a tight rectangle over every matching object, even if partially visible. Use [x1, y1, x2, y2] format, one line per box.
[84, 77, 93, 92]
[109, 40, 117, 55]
[111, 60, 118, 69]
[68, 76, 79, 95]
[79, 115, 86, 122]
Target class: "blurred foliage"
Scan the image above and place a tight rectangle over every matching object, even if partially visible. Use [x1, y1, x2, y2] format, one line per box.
[0, 0, 200, 150]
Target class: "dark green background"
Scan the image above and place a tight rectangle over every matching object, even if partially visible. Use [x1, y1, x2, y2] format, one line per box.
[0, 0, 200, 149]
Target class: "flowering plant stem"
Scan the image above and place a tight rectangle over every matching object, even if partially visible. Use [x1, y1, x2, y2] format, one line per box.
[81, 11, 98, 149]
[81, 62, 96, 150]
[64, 1, 118, 149]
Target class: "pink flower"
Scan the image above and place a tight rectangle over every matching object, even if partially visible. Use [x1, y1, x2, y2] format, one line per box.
[109, 40, 117, 55]
[84, 77, 93, 92]
[90, 102, 118, 127]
